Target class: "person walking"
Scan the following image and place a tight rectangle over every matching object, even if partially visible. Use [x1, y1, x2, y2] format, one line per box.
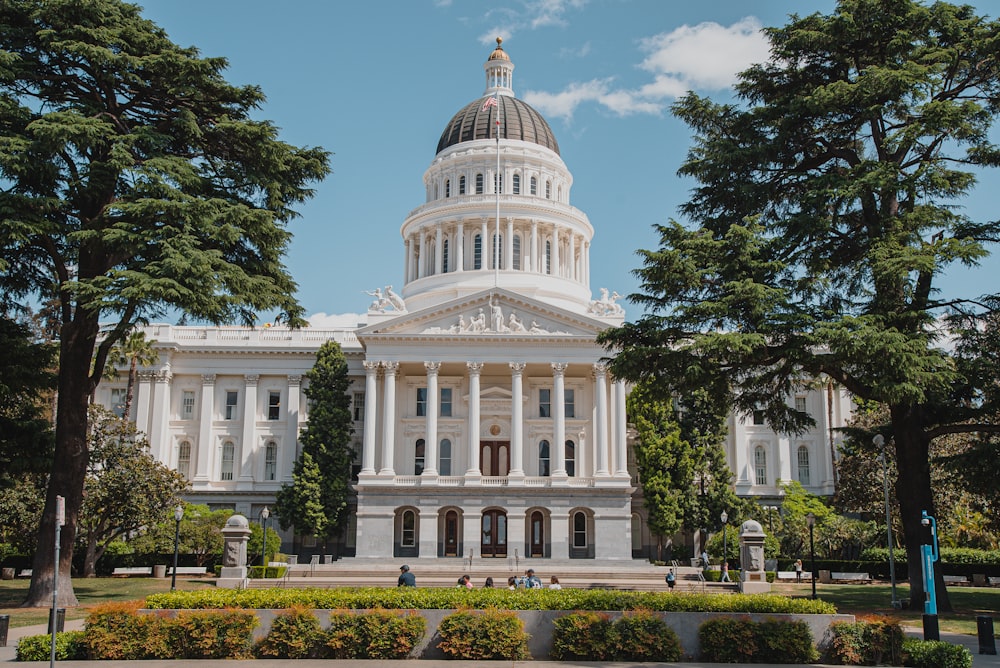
[721, 561, 731, 582]
[397, 564, 415, 587]
[701, 549, 709, 568]
[795, 558, 803, 583]
[666, 569, 676, 590]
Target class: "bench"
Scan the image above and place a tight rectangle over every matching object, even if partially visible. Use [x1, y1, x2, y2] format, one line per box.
[168, 566, 208, 576]
[989, 577, 1000, 586]
[18, 569, 32, 577]
[776, 571, 812, 581]
[112, 566, 153, 577]
[943, 575, 968, 585]
[831, 572, 871, 582]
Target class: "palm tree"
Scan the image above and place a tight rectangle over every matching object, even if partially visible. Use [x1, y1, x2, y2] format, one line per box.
[105, 330, 158, 419]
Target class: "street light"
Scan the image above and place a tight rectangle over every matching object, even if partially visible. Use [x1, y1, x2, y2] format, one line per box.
[765, 505, 778, 534]
[721, 510, 729, 577]
[259, 506, 270, 571]
[806, 512, 816, 600]
[170, 505, 183, 591]
[873, 434, 899, 608]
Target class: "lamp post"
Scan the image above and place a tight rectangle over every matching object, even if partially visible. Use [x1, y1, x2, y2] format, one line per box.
[873, 434, 899, 609]
[806, 512, 816, 600]
[170, 505, 183, 591]
[766, 505, 777, 534]
[921, 511, 940, 641]
[259, 506, 270, 571]
[721, 510, 729, 577]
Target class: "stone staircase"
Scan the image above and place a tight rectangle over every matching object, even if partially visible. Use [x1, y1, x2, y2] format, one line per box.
[246, 557, 740, 593]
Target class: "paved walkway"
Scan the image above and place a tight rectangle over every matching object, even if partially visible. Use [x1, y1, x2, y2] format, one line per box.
[2, 619, 997, 666]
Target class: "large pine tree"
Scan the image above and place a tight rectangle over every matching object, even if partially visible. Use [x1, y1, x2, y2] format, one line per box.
[601, 0, 1000, 610]
[0, 0, 329, 606]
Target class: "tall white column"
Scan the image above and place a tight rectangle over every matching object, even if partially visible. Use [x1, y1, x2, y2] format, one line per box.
[505, 218, 514, 270]
[133, 371, 154, 435]
[379, 361, 398, 477]
[584, 241, 591, 287]
[550, 228, 560, 277]
[283, 375, 301, 482]
[149, 370, 172, 464]
[568, 233, 576, 281]
[194, 374, 214, 482]
[239, 374, 258, 482]
[551, 363, 568, 479]
[509, 363, 526, 480]
[404, 236, 412, 283]
[480, 219, 488, 269]
[613, 380, 629, 476]
[423, 362, 440, 477]
[434, 226, 443, 275]
[360, 361, 379, 476]
[417, 233, 426, 279]
[594, 363, 610, 477]
[456, 222, 465, 272]
[530, 220, 538, 273]
[466, 362, 483, 479]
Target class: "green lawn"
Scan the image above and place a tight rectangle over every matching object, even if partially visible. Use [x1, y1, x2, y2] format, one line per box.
[772, 582, 1000, 636]
[0, 576, 215, 628]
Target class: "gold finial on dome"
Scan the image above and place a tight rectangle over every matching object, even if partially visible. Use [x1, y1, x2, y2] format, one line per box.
[488, 36, 510, 61]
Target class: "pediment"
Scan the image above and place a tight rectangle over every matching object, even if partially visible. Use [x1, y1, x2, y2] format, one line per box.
[355, 289, 609, 340]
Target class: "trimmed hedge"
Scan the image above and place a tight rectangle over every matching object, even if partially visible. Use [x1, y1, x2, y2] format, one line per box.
[15, 631, 87, 661]
[146, 587, 836, 614]
[828, 617, 904, 665]
[902, 637, 972, 668]
[436, 608, 530, 660]
[699, 617, 819, 664]
[550, 609, 682, 662]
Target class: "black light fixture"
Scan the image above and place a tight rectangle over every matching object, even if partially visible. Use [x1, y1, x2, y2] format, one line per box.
[171, 505, 183, 591]
[260, 506, 270, 571]
[806, 512, 816, 600]
[721, 510, 729, 578]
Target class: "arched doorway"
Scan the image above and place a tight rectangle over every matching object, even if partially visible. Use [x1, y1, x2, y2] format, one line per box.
[480, 441, 509, 476]
[444, 509, 460, 557]
[481, 509, 507, 557]
[529, 510, 545, 558]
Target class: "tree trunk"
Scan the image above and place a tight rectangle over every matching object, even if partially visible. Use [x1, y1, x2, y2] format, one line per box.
[23, 314, 99, 607]
[891, 403, 951, 612]
[125, 357, 137, 420]
[83, 531, 99, 578]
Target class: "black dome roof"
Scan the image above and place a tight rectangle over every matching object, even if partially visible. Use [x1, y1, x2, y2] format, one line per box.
[436, 95, 560, 156]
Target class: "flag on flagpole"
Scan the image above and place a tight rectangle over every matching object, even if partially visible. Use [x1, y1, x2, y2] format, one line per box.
[481, 96, 497, 111]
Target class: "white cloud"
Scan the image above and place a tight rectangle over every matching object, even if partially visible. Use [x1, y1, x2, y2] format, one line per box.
[477, 0, 588, 45]
[526, 17, 770, 121]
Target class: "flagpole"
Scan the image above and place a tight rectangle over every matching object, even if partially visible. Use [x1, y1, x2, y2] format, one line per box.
[494, 91, 500, 289]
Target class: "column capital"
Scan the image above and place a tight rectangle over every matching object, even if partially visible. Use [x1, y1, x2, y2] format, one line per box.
[363, 360, 380, 373]
[382, 361, 400, 375]
[424, 361, 442, 375]
[509, 362, 526, 374]
[155, 370, 173, 383]
[551, 362, 569, 376]
[467, 361, 484, 375]
[287, 374, 302, 387]
[592, 362, 608, 377]
[244, 374, 259, 386]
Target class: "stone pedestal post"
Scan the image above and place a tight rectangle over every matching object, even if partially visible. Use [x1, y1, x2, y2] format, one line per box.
[739, 519, 771, 594]
[217, 514, 252, 588]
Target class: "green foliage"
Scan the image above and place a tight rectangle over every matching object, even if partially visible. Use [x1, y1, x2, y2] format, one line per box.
[247, 565, 288, 579]
[0, 473, 46, 553]
[325, 609, 425, 659]
[129, 503, 230, 566]
[15, 631, 87, 661]
[145, 586, 837, 615]
[550, 611, 615, 660]
[902, 637, 972, 668]
[247, 524, 282, 566]
[828, 617, 903, 666]
[699, 617, 817, 664]
[551, 609, 682, 662]
[436, 608, 530, 660]
[611, 609, 684, 662]
[275, 340, 354, 542]
[255, 606, 323, 659]
[862, 546, 1000, 566]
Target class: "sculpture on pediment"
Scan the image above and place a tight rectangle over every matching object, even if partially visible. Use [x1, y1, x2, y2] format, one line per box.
[588, 287, 625, 316]
[471, 308, 487, 332]
[491, 302, 506, 332]
[366, 285, 406, 313]
[508, 312, 526, 332]
[385, 285, 406, 311]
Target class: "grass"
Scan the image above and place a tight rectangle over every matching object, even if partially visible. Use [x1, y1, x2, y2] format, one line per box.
[771, 581, 1000, 636]
[0, 576, 216, 628]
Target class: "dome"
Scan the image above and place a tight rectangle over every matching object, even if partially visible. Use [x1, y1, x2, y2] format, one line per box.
[487, 37, 510, 61]
[436, 95, 560, 155]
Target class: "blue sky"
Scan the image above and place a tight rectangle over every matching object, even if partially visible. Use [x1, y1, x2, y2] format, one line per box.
[137, 0, 999, 326]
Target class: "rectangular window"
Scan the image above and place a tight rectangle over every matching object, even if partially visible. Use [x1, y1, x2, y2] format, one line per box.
[353, 392, 365, 422]
[474, 234, 482, 270]
[539, 388, 551, 418]
[797, 446, 811, 486]
[439, 439, 452, 476]
[795, 395, 808, 415]
[111, 388, 127, 418]
[565, 389, 575, 418]
[182, 390, 196, 420]
[752, 408, 766, 425]
[224, 391, 238, 420]
[401, 511, 416, 547]
[177, 441, 192, 479]
[221, 442, 235, 481]
[267, 391, 281, 420]
[416, 387, 427, 417]
[754, 447, 767, 486]
[440, 388, 452, 417]
[265, 442, 277, 481]
[475, 173, 484, 194]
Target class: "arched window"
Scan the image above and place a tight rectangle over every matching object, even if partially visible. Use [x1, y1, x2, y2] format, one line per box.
[177, 441, 191, 479]
[401, 510, 416, 547]
[415, 438, 426, 475]
[439, 438, 452, 476]
[545, 180, 552, 199]
[221, 441, 235, 481]
[492, 233, 502, 269]
[495, 173, 503, 194]
[475, 173, 484, 194]
[797, 445, 810, 485]
[544, 240, 552, 274]
[443, 238, 449, 273]
[459, 175, 466, 195]
[445, 179, 451, 198]
[473, 234, 483, 270]
[573, 511, 587, 548]
[538, 440, 550, 477]
[565, 440, 576, 477]
[513, 173, 520, 194]
[264, 441, 277, 481]
[530, 176, 537, 195]
[754, 445, 767, 485]
[513, 234, 522, 270]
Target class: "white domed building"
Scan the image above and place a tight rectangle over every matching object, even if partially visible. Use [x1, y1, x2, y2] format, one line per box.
[99, 41, 849, 562]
